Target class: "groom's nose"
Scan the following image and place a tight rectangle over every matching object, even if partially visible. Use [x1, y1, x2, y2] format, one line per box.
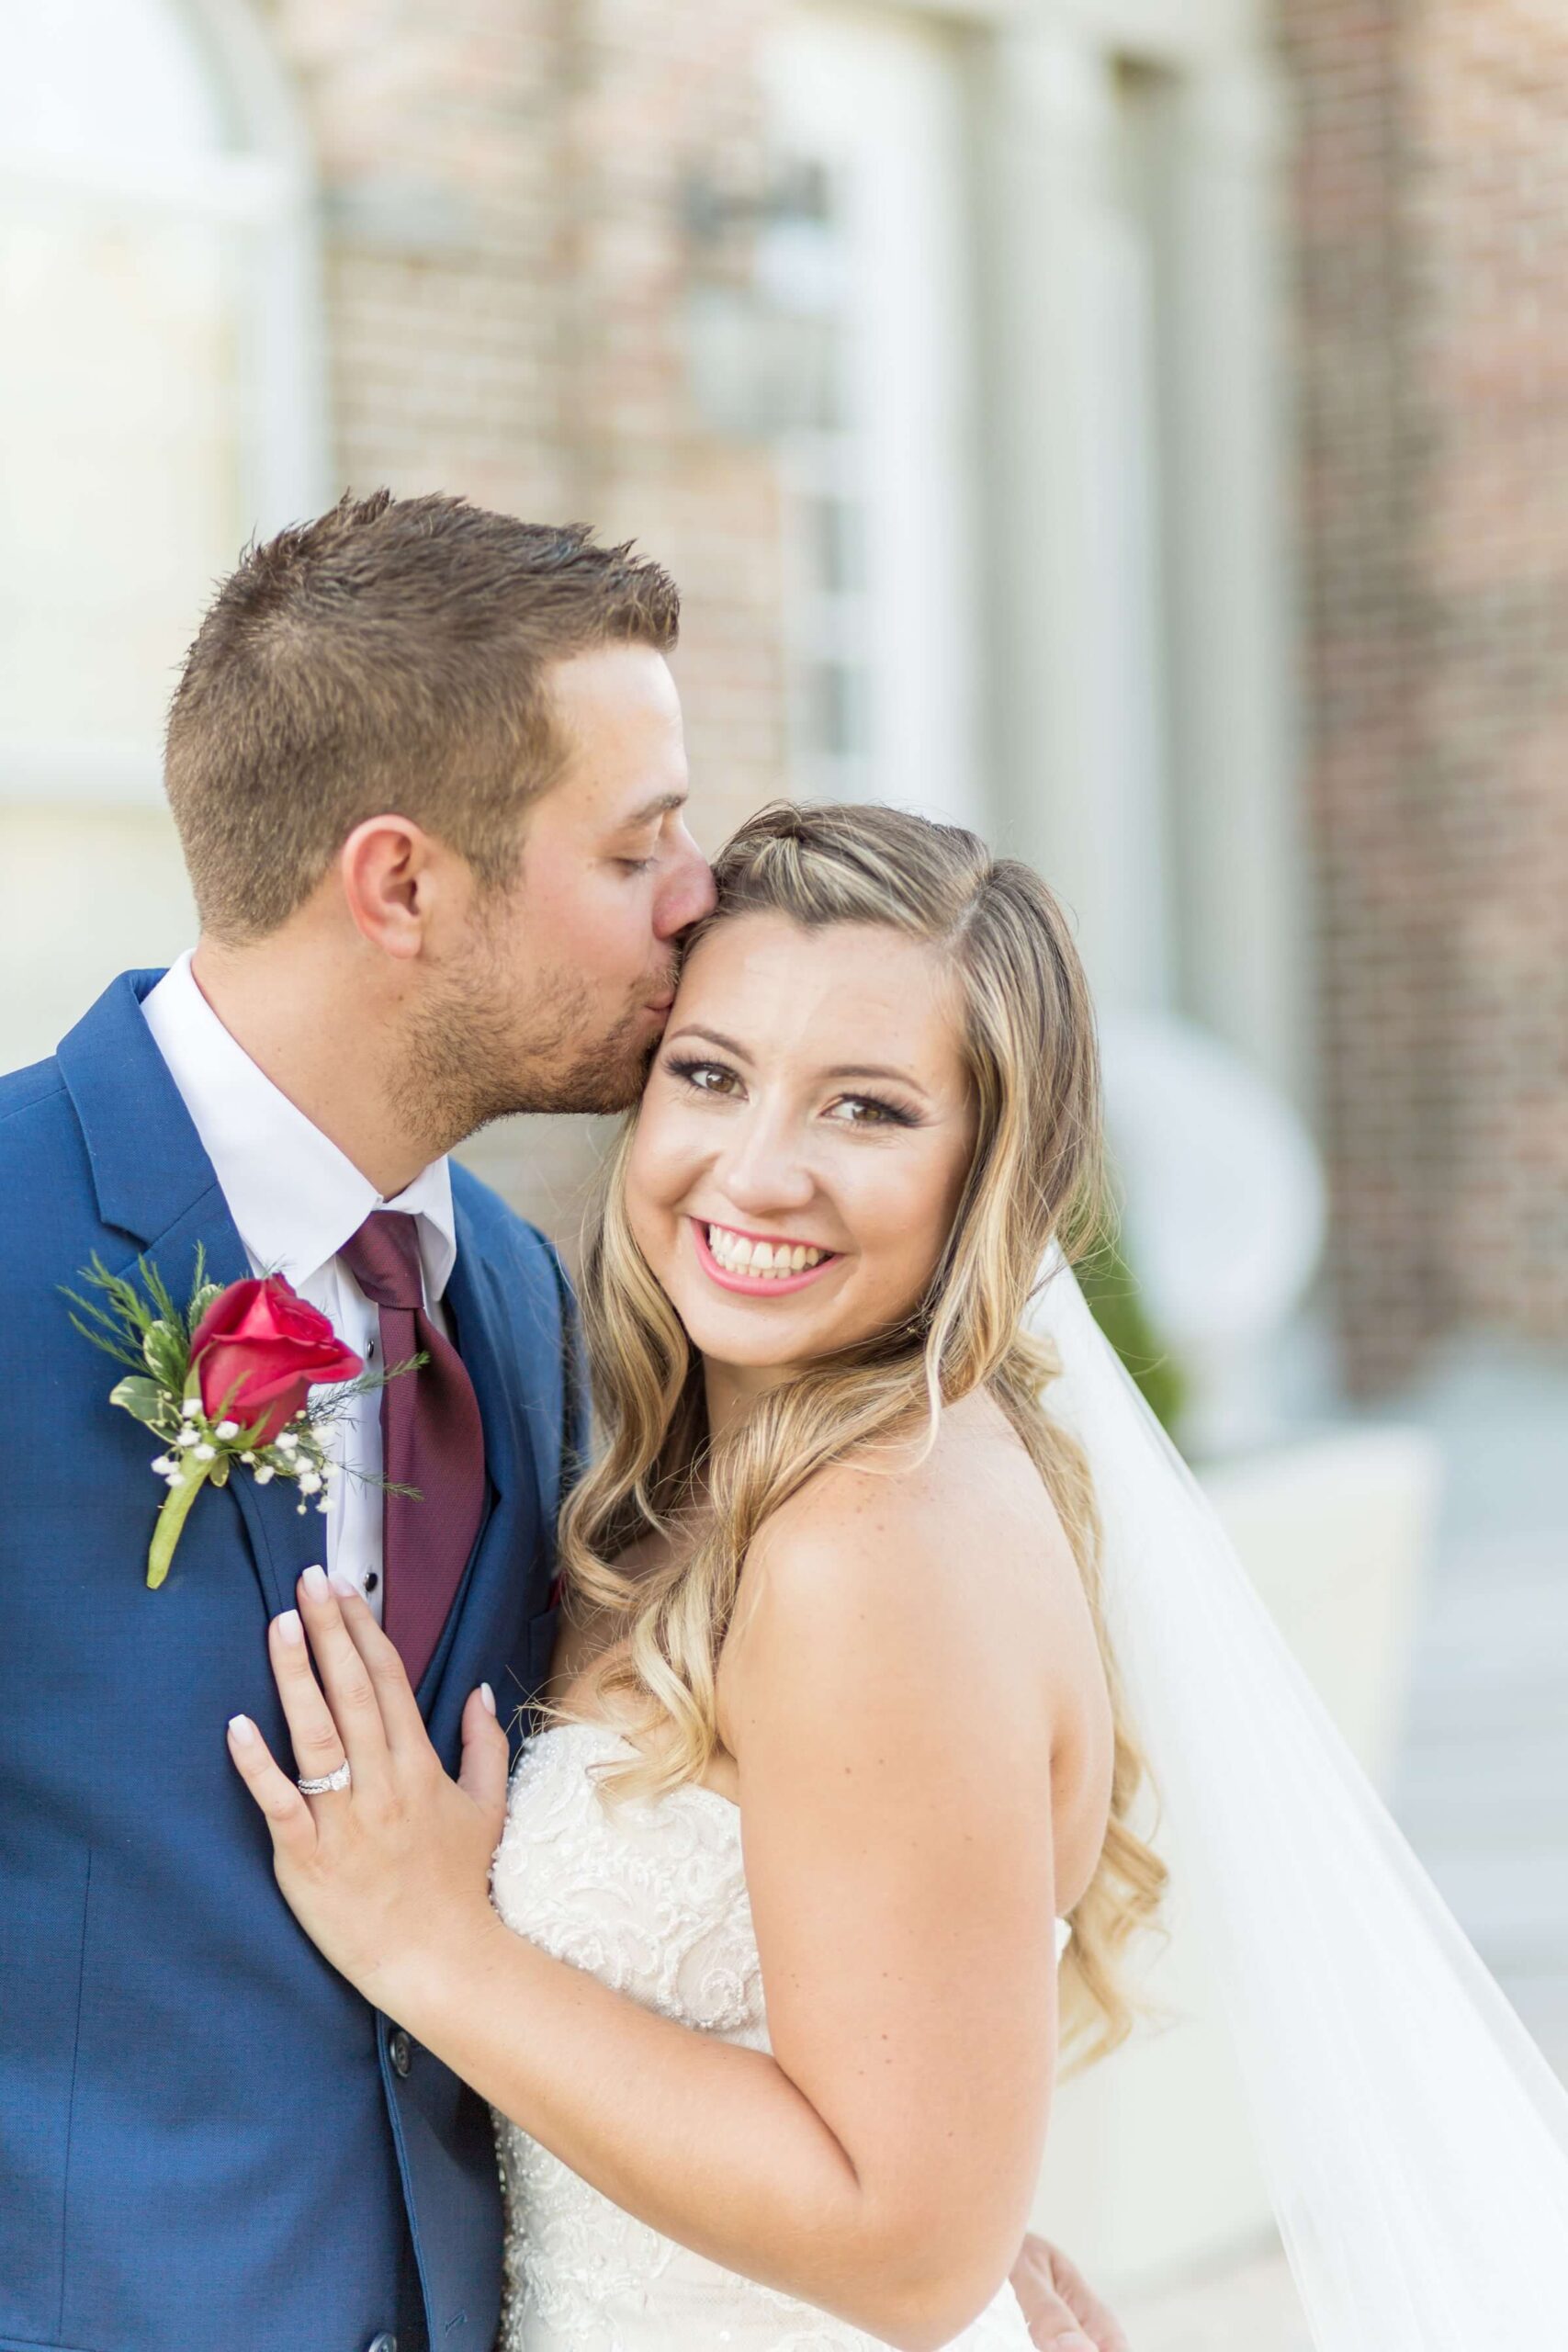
[655, 824, 717, 939]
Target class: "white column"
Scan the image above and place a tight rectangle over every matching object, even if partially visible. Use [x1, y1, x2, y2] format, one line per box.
[1158, 53, 1311, 1106]
[973, 20, 1133, 1011]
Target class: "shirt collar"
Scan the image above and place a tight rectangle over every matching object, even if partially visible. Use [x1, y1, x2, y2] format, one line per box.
[141, 951, 457, 1302]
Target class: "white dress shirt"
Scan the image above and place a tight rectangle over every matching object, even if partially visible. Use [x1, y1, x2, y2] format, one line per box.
[142, 951, 457, 1622]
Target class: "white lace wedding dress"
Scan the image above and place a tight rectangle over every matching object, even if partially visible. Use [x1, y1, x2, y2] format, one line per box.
[489, 1719, 1069, 2352]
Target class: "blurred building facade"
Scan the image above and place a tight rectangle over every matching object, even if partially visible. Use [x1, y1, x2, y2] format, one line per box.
[1280, 0, 1568, 1384]
[3, 0, 1564, 1392]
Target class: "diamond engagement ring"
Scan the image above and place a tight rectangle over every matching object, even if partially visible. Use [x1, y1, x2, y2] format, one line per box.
[297, 1760, 352, 1795]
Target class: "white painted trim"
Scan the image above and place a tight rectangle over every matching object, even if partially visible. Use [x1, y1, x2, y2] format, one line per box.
[974, 12, 1305, 1093]
[175, 0, 333, 525]
[871, 0, 1271, 56]
[183, 0, 316, 178]
[0, 149, 291, 217]
[1036, 0, 1269, 60]
[4, 0, 331, 810]
[1155, 50, 1311, 1103]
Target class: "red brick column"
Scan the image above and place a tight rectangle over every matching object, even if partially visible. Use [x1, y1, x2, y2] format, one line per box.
[1279, 0, 1568, 1385]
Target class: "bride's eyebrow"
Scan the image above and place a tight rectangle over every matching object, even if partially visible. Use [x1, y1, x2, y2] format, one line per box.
[665, 1023, 750, 1060]
[823, 1064, 931, 1100]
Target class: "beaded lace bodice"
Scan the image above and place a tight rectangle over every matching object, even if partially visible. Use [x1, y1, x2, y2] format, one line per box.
[489, 1719, 1064, 2352]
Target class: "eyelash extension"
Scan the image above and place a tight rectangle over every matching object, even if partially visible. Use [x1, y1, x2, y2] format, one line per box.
[835, 1094, 920, 1129]
[661, 1056, 919, 1127]
[663, 1054, 736, 1091]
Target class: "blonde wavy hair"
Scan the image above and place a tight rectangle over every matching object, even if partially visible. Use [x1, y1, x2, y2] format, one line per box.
[558, 800, 1168, 2070]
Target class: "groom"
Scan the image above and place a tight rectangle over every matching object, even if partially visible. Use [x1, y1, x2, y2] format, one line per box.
[0, 492, 1123, 2352]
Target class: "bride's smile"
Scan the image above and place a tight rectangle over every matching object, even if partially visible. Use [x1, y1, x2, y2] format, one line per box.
[626, 910, 977, 1383]
[692, 1217, 842, 1290]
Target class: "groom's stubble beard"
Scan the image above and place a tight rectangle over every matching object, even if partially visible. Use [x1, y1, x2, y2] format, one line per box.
[390, 929, 662, 1159]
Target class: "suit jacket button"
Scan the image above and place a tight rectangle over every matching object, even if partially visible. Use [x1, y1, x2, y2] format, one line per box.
[367, 2335, 398, 2351]
[388, 2028, 412, 2078]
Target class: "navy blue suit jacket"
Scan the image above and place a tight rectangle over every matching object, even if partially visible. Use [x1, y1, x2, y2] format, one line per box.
[0, 973, 579, 2352]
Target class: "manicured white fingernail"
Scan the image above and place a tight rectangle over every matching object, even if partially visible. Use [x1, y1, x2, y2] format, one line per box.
[228, 1714, 255, 1745]
[275, 1608, 304, 1645]
[300, 1564, 328, 1600]
[328, 1569, 358, 1600]
[480, 1681, 496, 1716]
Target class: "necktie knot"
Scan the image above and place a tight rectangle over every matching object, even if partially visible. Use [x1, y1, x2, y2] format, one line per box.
[341, 1210, 424, 1312]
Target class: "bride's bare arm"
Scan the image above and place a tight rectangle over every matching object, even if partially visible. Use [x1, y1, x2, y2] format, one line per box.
[228, 1460, 1067, 2351]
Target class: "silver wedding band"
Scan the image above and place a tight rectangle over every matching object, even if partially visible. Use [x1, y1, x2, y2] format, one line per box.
[297, 1759, 352, 1795]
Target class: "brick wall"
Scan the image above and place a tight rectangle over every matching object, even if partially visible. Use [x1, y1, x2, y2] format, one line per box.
[261, 0, 791, 1257]
[1280, 0, 1568, 1385]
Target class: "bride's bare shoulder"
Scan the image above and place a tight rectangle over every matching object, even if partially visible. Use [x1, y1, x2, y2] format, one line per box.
[730, 1389, 1080, 1664]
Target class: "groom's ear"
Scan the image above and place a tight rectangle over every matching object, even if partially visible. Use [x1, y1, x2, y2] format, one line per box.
[339, 815, 444, 960]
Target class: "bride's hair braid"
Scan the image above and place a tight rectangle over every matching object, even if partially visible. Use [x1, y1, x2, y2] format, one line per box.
[558, 800, 1168, 2069]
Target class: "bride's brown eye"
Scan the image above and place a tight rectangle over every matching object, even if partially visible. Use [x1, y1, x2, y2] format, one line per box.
[665, 1055, 740, 1097]
[824, 1094, 916, 1129]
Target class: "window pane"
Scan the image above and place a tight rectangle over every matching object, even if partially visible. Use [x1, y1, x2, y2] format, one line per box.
[0, 0, 231, 164]
[0, 205, 245, 767]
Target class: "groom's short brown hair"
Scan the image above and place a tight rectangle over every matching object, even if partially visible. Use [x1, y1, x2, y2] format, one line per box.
[164, 491, 681, 940]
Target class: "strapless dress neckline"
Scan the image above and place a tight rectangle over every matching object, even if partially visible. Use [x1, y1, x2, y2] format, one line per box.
[525, 1715, 1075, 1956]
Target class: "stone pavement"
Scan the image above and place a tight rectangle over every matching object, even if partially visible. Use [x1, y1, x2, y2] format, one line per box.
[1386, 1340, 1568, 2089]
[1116, 1337, 1568, 2346]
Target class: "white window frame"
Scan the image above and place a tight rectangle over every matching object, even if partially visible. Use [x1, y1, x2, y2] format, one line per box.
[0, 0, 328, 808]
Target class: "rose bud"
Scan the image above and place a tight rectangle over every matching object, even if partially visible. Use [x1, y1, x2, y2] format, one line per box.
[189, 1274, 363, 1447]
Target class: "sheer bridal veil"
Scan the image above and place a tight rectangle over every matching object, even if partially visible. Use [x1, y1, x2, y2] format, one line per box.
[1028, 1250, 1568, 2349]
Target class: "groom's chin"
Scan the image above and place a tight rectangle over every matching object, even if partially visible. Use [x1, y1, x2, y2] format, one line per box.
[520, 1032, 661, 1120]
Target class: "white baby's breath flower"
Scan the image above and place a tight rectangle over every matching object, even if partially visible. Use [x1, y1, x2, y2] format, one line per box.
[317, 1498, 330, 1514]
[194, 1442, 216, 1463]
[297, 1470, 321, 1496]
[215, 1419, 240, 1441]
[150, 1454, 175, 1476]
[175, 1428, 200, 1449]
[253, 1464, 276, 1486]
[276, 1430, 299, 1455]
[239, 1451, 255, 1466]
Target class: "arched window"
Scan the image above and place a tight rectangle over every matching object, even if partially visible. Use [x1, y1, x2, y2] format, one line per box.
[0, 0, 325, 808]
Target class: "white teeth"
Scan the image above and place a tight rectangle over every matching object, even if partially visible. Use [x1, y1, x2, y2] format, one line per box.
[705, 1225, 828, 1279]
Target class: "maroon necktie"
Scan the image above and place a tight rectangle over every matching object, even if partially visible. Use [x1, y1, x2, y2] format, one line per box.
[339, 1211, 486, 1690]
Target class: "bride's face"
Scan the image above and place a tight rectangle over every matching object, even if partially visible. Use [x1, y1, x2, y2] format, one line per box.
[625, 912, 977, 1372]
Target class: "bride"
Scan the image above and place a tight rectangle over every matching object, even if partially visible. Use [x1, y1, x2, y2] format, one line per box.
[228, 798, 1159, 2349]
[227, 798, 1568, 2350]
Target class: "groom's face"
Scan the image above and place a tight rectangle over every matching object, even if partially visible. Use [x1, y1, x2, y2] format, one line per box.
[423, 646, 715, 1125]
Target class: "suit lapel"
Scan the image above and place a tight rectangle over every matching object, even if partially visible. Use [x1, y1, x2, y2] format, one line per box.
[58, 970, 327, 1625]
[56, 971, 548, 1697]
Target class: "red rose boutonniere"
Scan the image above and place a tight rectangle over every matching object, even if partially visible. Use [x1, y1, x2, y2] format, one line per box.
[64, 1251, 424, 1588]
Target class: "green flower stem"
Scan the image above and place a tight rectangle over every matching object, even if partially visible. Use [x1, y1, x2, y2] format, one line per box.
[147, 1463, 213, 1589]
